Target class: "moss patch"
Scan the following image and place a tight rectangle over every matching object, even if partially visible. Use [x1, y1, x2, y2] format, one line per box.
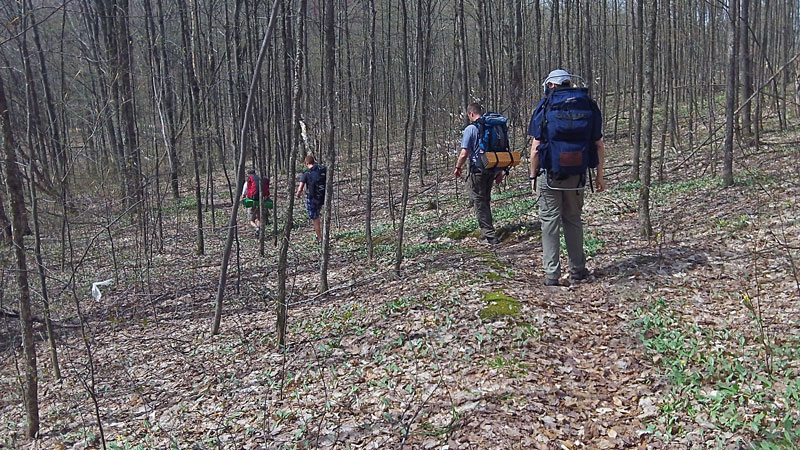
[479, 291, 521, 320]
[446, 225, 479, 240]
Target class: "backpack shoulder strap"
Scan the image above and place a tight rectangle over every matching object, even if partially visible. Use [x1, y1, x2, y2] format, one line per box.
[540, 94, 552, 143]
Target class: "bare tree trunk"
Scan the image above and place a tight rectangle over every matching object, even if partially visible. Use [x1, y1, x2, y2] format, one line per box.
[476, 0, 487, 102]
[115, 0, 141, 209]
[417, 0, 431, 184]
[583, 0, 593, 97]
[457, 0, 469, 111]
[178, 1, 205, 255]
[740, 0, 753, 138]
[0, 73, 39, 439]
[394, 0, 418, 274]
[211, 0, 280, 336]
[796, 59, 800, 117]
[723, 0, 739, 187]
[319, 0, 336, 293]
[511, 0, 523, 127]
[28, 164, 61, 381]
[638, 0, 657, 237]
[366, 0, 377, 260]
[28, 0, 66, 183]
[0, 191, 13, 243]
[151, 0, 180, 199]
[277, 0, 307, 347]
[632, 0, 644, 181]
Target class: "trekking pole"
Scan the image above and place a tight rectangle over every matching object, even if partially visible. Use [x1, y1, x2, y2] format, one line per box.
[454, 174, 459, 203]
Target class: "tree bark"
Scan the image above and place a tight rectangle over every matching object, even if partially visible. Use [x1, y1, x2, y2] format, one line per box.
[0, 72, 39, 439]
[632, 0, 644, 182]
[457, 0, 469, 111]
[394, 0, 418, 274]
[739, 0, 753, 138]
[277, 0, 307, 347]
[638, 0, 657, 237]
[319, 0, 336, 293]
[366, 0, 377, 260]
[723, 0, 739, 187]
[28, 163, 61, 381]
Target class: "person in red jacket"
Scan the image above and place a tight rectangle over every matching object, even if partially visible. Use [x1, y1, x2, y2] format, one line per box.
[241, 168, 265, 236]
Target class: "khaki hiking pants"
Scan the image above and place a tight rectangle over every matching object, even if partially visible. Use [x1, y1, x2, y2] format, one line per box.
[538, 173, 586, 281]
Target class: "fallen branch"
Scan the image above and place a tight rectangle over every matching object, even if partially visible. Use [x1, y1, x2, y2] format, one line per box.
[1, 308, 81, 328]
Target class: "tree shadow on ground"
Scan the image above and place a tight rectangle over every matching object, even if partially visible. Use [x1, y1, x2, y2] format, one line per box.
[496, 220, 541, 242]
[597, 246, 710, 280]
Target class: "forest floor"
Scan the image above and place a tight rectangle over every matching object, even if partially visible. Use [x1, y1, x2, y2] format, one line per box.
[1, 130, 800, 449]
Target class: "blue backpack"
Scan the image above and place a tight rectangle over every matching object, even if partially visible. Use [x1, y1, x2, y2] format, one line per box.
[537, 88, 599, 178]
[469, 112, 512, 174]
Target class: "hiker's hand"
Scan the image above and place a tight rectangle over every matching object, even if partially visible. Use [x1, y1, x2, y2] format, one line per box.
[595, 175, 606, 193]
[494, 172, 504, 185]
[453, 166, 462, 178]
[530, 179, 537, 196]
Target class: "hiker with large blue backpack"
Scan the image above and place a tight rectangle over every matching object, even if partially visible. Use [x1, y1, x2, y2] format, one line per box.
[296, 154, 326, 244]
[527, 69, 606, 286]
[454, 102, 520, 245]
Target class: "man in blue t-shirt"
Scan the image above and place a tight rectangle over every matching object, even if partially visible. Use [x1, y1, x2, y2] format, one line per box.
[296, 155, 325, 244]
[453, 102, 504, 245]
[527, 69, 606, 286]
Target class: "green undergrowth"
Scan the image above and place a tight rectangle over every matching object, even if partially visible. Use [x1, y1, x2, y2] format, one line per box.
[157, 196, 199, 214]
[429, 193, 538, 241]
[356, 242, 456, 263]
[485, 355, 529, 377]
[492, 196, 538, 222]
[558, 230, 605, 257]
[616, 169, 778, 206]
[334, 225, 393, 245]
[710, 213, 753, 234]
[429, 216, 479, 240]
[634, 298, 800, 446]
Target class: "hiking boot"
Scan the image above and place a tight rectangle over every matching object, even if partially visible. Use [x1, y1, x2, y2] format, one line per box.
[570, 269, 593, 283]
[486, 237, 501, 245]
[543, 278, 563, 287]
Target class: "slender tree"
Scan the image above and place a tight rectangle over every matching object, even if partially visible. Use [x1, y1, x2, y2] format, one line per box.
[638, 0, 657, 237]
[723, 0, 739, 187]
[632, 0, 645, 181]
[365, 0, 377, 260]
[394, 0, 419, 273]
[320, 0, 336, 292]
[0, 73, 39, 439]
[740, 0, 753, 138]
[277, 0, 307, 346]
[212, 0, 281, 335]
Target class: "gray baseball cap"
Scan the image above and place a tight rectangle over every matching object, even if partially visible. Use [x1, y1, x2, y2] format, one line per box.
[543, 69, 572, 86]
